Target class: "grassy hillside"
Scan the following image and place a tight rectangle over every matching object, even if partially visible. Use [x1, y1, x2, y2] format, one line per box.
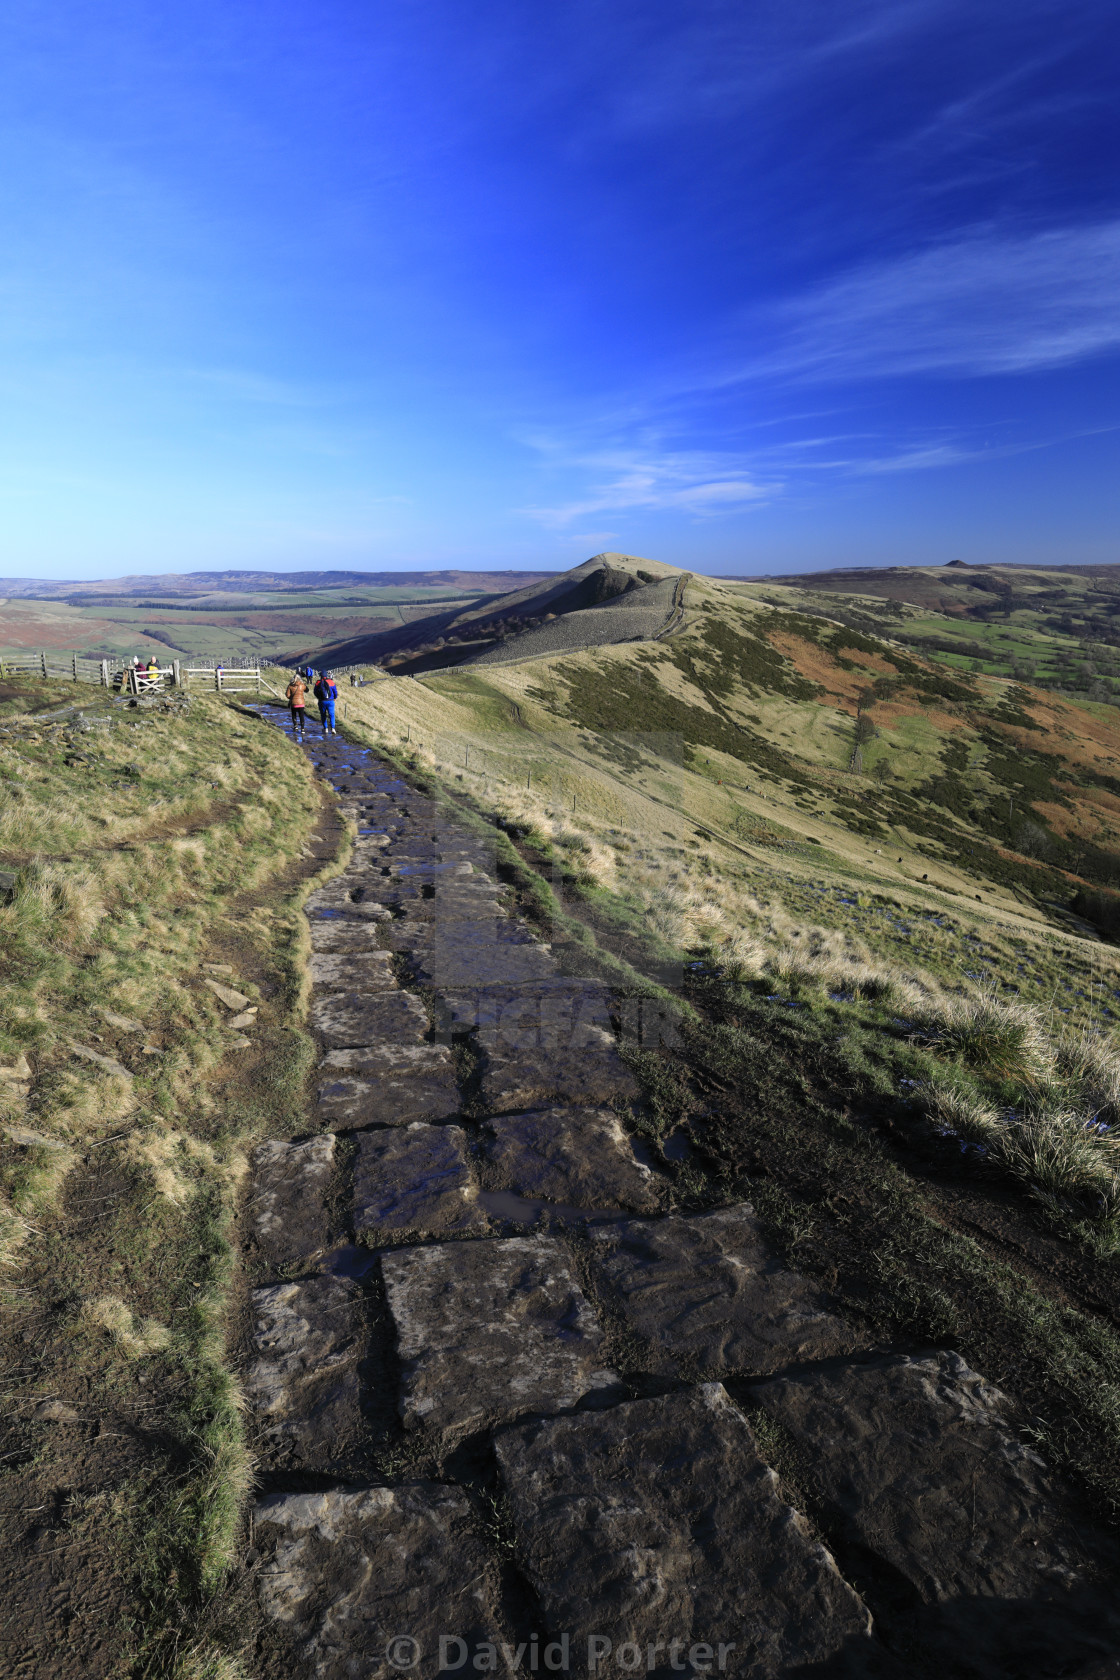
[753, 560, 1120, 701]
[319, 611, 1120, 1542]
[0, 677, 347, 1677]
[323, 565, 1120, 1249]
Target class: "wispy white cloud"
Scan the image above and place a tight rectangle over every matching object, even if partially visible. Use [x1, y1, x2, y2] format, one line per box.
[760, 218, 1120, 381]
[518, 444, 774, 526]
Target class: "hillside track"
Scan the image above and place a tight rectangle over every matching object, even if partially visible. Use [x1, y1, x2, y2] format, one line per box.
[238, 715, 1120, 1680]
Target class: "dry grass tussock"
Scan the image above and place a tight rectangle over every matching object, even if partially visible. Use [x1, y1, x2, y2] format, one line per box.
[32, 1066, 137, 1144]
[83, 1293, 171, 1356]
[170, 1650, 255, 1680]
[911, 989, 1051, 1083]
[701, 900, 946, 1009]
[7, 860, 107, 944]
[126, 1128, 243, 1206]
[923, 995, 1120, 1214]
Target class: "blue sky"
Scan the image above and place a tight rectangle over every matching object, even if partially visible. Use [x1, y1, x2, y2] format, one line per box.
[0, 0, 1117, 579]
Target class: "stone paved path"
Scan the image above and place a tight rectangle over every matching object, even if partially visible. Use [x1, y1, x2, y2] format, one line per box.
[243, 717, 1120, 1680]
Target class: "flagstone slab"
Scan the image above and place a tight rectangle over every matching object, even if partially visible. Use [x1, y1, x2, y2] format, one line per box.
[587, 1204, 863, 1374]
[433, 978, 613, 1032]
[308, 902, 391, 924]
[250, 1135, 338, 1269]
[482, 1107, 659, 1212]
[381, 1236, 604, 1435]
[478, 1043, 640, 1113]
[354, 1123, 486, 1239]
[750, 1351, 1120, 1669]
[309, 921, 390, 952]
[312, 989, 429, 1047]
[393, 881, 507, 912]
[245, 1274, 365, 1471]
[494, 1384, 872, 1678]
[412, 929, 555, 987]
[317, 1044, 460, 1127]
[309, 951, 397, 990]
[253, 1482, 497, 1680]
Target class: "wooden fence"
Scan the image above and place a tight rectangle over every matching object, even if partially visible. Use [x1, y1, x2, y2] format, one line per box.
[0, 650, 281, 698]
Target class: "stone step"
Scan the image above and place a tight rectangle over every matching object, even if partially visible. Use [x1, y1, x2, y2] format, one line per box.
[249, 1135, 337, 1269]
[309, 950, 398, 989]
[312, 989, 430, 1048]
[317, 1044, 460, 1127]
[245, 1272, 365, 1472]
[354, 1123, 487, 1238]
[482, 1107, 660, 1212]
[750, 1349, 1120, 1672]
[411, 932, 556, 987]
[477, 1040, 640, 1112]
[381, 1236, 608, 1437]
[494, 1384, 873, 1679]
[587, 1204, 864, 1375]
[252, 1482, 499, 1680]
[309, 920, 392, 952]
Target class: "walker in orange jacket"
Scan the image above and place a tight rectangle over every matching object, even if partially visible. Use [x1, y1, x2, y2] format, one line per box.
[285, 677, 308, 739]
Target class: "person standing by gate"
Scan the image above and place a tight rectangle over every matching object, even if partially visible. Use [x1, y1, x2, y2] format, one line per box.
[285, 672, 308, 741]
[315, 671, 339, 735]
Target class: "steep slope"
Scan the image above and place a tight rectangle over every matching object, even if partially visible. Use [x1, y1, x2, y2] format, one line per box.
[302, 552, 670, 671]
[468, 571, 684, 665]
[328, 566, 1120, 954]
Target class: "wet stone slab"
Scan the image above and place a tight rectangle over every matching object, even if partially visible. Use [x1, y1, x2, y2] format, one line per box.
[312, 989, 429, 1048]
[245, 1274, 365, 1471]
[317, 1044, 460, 1127]
[751, 1350, 1120, 1673]
[381, 1236, 605, 1435]
[412, 929, 556, 987]
[254, 1481, 496, 1680]
[434, 978, 612, 1031]
[389, 887, 503, 927]
[354, 1123, 487, 1238]
[309, 901, 391, 924]
[309, 951, 397, 990]
[587, 1204, 863, 1374]
[494, 1384, 872, 1679]
[482, 1107, 659, 1212]
[478, 1043, 640, 1113]
[250, 1135, 337, 1270]
[309, 921, 391, 953]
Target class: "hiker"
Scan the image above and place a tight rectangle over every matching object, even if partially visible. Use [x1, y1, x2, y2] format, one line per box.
[285, 673, 308, 740]
[316, 671, 339, 735]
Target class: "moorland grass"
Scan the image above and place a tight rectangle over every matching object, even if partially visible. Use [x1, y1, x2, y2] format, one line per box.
[0, 683, 346, 1677]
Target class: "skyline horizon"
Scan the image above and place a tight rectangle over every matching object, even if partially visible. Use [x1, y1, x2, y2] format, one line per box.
[3, 550, 1120, 593]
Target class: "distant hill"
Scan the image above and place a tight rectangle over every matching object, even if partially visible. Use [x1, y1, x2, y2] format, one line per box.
[296, 553, 677, 670]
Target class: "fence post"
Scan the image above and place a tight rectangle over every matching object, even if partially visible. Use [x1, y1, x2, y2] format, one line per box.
[71, 655, 77, 681]
[100, 660, 109, 687]
[173, 660, 181, 689]
[216, 669, 222, 692]
[40, 650, 47, 679]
